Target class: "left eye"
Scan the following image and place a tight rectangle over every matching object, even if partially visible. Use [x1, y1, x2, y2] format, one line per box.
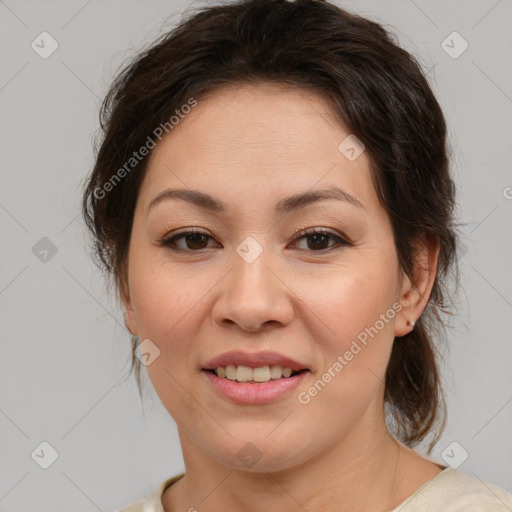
[160, 228, 350, 252]
[293, 228, 350, 251]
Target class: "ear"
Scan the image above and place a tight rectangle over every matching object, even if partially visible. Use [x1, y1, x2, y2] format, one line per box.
[394, 234, 440, 337]
[120, 277, 138, 337]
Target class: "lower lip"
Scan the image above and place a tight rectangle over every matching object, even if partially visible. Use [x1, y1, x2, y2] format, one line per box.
[202, 370, 309, 404]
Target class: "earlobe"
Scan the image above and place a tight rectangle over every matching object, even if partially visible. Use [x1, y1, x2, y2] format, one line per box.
[394, 234, 440, 338]
[123, 309, 138, 336]
[120, 288, 138, 336]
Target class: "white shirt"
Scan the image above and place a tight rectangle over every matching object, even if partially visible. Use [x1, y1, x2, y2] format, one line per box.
[116, 467, 512, 512]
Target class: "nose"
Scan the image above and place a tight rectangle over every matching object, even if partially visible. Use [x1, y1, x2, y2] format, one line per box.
[212, 247, 294, 333]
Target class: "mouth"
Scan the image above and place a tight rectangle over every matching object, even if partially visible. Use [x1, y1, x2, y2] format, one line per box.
[201, 350, 310, 403]
[204, 365, 309, 384]
[202, 365, 310, 404]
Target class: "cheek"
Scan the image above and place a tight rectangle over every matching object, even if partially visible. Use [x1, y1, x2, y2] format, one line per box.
[128, 256, 221, 367]
[293, 274, 397, 437]
[129, 242, 400, 362]
[289, 257, 399, 412]
[293, 261, 399, 346]
[132, 274, 202, 341]
[128, 264, 210, 414]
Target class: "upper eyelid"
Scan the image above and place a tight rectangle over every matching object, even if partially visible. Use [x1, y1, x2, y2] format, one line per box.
[162, 227, 350, 248]
[163, 227, 344, 240]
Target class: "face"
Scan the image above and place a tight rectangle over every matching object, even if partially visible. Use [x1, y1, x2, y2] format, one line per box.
[123, 83, 419, 472]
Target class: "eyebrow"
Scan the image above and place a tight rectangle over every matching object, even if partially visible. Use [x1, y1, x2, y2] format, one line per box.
[147, 186, 365, 214]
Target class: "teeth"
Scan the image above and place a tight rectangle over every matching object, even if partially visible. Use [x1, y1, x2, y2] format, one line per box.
[282, 367, 293, 378]
[225, 365, 237, 380]
[253, 366, 271, 382]
[269, 365, 282, 379]
[215, 364, 297, 383]
[236, 365, 252, 382]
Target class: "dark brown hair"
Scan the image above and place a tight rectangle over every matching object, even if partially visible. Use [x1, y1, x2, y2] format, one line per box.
[81, 0, 460, 452]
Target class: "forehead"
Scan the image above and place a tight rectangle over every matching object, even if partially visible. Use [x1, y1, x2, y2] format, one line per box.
[170, 82, 346, 156]
[139, 82, 377, 215]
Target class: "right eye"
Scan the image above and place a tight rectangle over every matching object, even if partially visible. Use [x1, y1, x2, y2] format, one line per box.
[159, 229, 219, 252]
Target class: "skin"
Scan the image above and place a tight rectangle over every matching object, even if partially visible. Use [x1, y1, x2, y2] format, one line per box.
[122, 83, 443, 512]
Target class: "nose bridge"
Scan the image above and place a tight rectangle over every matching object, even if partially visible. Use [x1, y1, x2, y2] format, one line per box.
[214, 236, 292, 331]
[231, 237, 278, 304]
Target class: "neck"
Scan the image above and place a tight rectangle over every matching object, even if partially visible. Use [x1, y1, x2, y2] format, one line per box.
[165, 416, 418, 512]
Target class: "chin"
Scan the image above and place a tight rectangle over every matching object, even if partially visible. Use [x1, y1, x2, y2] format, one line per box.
[207, 433, 313, 474]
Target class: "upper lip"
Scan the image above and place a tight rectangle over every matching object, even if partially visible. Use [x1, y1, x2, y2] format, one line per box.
[203, 350, 309, 372]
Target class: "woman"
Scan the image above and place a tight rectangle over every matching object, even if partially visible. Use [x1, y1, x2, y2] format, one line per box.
[81, 0, 512, 510]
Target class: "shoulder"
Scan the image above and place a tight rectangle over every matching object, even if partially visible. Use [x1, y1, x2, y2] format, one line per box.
[115, 473, 185, 512]
[393, 468, 512, 512]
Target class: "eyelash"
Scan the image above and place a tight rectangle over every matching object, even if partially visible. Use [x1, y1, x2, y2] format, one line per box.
[159, 227, 352, 253]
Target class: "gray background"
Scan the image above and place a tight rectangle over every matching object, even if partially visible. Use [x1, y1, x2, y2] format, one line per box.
[1, 0, 511, 510]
